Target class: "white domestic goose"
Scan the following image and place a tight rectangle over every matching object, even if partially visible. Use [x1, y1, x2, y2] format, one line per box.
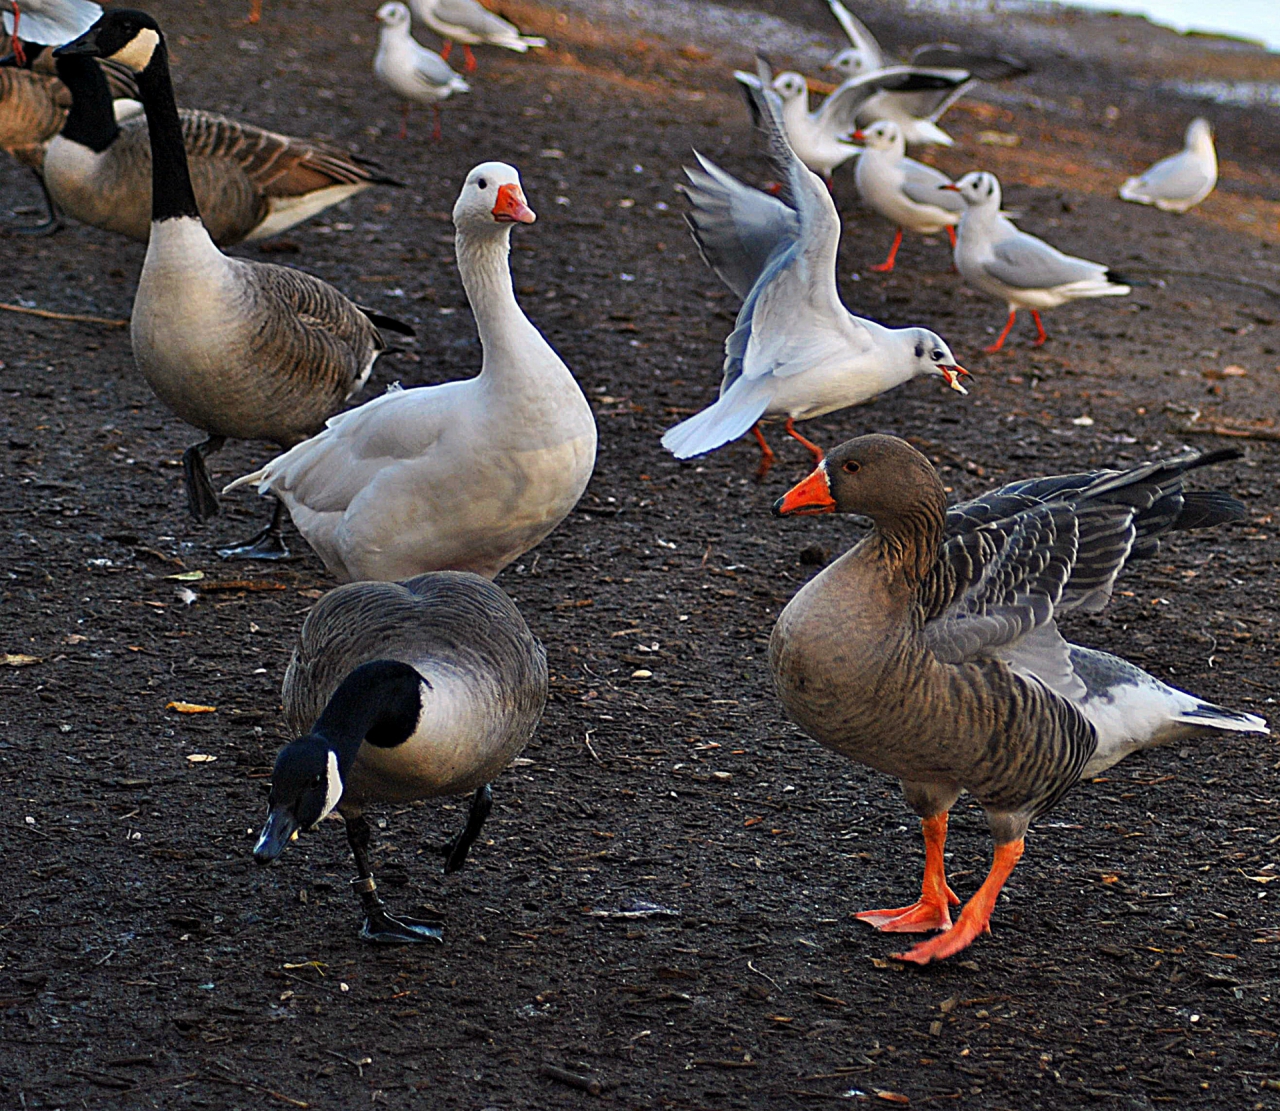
[225, 161, 598, 584]
[57, 10, 410, 557]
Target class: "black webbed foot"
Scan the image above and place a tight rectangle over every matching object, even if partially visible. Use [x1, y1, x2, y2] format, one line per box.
[359, 907, 443, 945]
[441, 784, 492, 875]
[217, 499, 291, 560]
[182, 436, 225, 522]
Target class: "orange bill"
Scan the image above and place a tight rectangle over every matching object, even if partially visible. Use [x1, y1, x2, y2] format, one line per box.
[492, 183, 536, 224]
[772, 465, 835, 517]
[941, 364, 971, 394]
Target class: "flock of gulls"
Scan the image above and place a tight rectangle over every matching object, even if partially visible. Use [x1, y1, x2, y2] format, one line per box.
[0, 0, 1267, 964]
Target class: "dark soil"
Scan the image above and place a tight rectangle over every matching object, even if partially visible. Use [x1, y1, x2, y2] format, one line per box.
[2, 1, 1279, 1108]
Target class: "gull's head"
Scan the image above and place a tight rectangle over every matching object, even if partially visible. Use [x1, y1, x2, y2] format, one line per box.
[453, 161, 535, 232]
[376, 1, 411, 29]
[771, 72, 808, 105]
[1186, 117, 1214, 151]
[824, 47, 869, 80]
[850, 120, 902, 152]
[907, 329, 969, 394]
[948, 170, 1001, 210]
[252, 736, 344, 865]
[54, 9, 162, 73]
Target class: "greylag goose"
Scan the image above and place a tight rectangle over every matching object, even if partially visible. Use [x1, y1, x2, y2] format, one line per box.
[56, 10, 411, 557]
[850, 119, 963, 272]
[254, 571, 547, 943]
[770, 435, 1268, 964]
[664, 70, 967, 478]
[43, 52, 399, 245]
[374, 2, 468, 141]
[1119, 118, 1217, 213]
[947, 171, 1131, 353]
[409, 0, 545, 73]
[224, 161, 597, 583]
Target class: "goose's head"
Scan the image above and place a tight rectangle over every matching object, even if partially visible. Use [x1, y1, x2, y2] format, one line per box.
[453, 161, 535, 232]
[849, 120, 903, 152]
[253, 737, 344, 864]
[770, 72, 808, 106]
[825, 47, 869, 80]
[55, 9, 163, 74]
[376, 2, 411, 31]
[944, 170, 1002, 209]
[773, 435, 946, 524]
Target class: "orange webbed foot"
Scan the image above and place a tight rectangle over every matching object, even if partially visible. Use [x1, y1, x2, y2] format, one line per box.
[855, 890, 958, 934]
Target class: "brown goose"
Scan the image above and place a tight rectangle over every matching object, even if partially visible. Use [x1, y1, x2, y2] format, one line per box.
[44, 52, 399, 245]
[770, 435, 1268, 964]
[56, 10, 411, 558]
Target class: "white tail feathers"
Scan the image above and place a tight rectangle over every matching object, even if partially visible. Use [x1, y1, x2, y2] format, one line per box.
[661, 385, 770, 459]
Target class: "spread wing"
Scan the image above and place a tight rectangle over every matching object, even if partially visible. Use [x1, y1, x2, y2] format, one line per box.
[826, 0, 884, 70]
[815, 67, 968, 135]
[907, 43, 1028, 81]
[683, 151, 800, 301]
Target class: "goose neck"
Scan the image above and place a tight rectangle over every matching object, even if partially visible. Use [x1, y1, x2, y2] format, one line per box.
[132, 38, 201, 224]
[55, 56, 119, 152]
[867, 494, 945, 589]
[310, 659, 425, 773]
[454, 225, 534, 355]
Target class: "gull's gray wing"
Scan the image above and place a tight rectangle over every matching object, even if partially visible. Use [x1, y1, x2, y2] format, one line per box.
[984, 228, 1107, 290]
[900, 156, 963, 210]
[1123, 149, 1213, 204]
[860, 68, 975, 123]
[683, 152, 800, 301]
[908, 44, 1029, 81]
[433, 0, 518, 37]
[815, 66, 967, 135]
[826, 0, 884, 70]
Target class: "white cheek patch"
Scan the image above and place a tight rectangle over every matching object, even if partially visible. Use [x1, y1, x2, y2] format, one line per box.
[315, 750, 344, 824]
[109, 28, 160, 73]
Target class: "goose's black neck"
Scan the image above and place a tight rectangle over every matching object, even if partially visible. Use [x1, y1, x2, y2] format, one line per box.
[310, 660, 425, 773]
[133, 38, 200, 223]
[55, 56, 120, 153]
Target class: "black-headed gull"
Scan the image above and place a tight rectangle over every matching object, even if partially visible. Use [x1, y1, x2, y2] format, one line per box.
[1120, 118, 1216, 214]
[3, 0, 99, 63]
[664, 72, 969, 478]
[822, 0, 1027, 146]
[409, 0, 545, 73]
[375, 1, 469, 141]
[947, 171, 1130, 353]
[735, 63, 977, 181]
[850, 119, 963, 272]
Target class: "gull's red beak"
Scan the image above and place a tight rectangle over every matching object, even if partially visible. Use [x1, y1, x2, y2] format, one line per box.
[849, 129, 866, 141]
[772, 465, 835, 517]
[492, 183, 536, 224]
[940, 183, 961, 192]
[940, 364, 971, 395]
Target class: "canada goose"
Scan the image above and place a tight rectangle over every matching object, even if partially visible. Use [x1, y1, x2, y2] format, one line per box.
[770, 437, 1266, 963]
[3, 0, 100, 63]
[254, 571, 548, 943]
[44, 51, 401, 245]
[56, 10, 412, 558]
[946, 171, 1131, 352]
[374, 1, 468, 142]
[1, 45, 137, 229]
[224, 161, 596, 584]
[410, 0, 545, 73]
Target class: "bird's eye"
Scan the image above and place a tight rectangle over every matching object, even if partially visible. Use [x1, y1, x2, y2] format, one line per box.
[477, 178, 488, 190]
[932, 349, 944, 361]
[842, 460, 861, 475]
[312, 774, 324, 788]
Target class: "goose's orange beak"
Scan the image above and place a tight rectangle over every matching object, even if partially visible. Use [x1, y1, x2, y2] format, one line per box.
[493, 183, 536, 224]
[772, 465, 835, 517]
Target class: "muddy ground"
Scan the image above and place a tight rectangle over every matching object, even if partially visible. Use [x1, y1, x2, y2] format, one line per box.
[2, 0, 1280, 1107]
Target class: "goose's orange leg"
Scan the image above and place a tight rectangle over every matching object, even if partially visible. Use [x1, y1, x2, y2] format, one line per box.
[894, 838, 1025, 964]
[870, 227, 903, 273]
[856, 813, 960, 933]
[984, 309, 1017, 354]
[751, 423, 775, 481]
[783, 418, 824, 465]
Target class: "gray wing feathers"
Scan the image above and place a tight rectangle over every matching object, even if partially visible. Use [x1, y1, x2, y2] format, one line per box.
[826, 0, 883, 68]
[987, 232, 1106, 289]
[434, 0, 520, 36]
[659, 375, 771, 459]
[1120, 151, 1213, 204]
[683, 152, 799, 301]
[900, 158, 962, 209]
